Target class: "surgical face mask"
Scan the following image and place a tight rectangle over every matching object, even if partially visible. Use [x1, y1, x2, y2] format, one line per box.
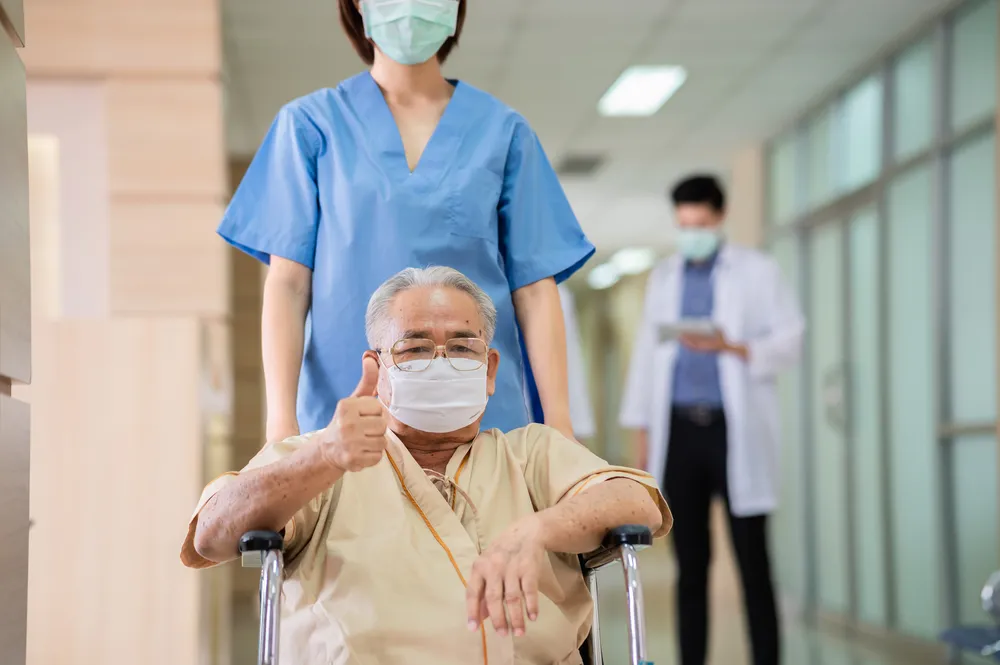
[677, 227, 722, 262]
[360, 0, 459, 66]
[381, 357, 487, 433]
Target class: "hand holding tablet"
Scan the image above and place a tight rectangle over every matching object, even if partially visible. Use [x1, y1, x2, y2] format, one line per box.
[658, 319, 719, 343]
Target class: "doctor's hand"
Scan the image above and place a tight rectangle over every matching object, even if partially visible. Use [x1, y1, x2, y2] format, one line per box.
[679, 331, 749, 360]
[315, 356, 387, 473]
[466, 515, 545, 638]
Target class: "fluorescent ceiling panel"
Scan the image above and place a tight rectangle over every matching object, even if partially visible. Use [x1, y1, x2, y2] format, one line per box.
[598, 65, 688, 117]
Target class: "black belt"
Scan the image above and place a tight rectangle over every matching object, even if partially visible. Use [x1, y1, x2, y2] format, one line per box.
[672, 405, 725, 427]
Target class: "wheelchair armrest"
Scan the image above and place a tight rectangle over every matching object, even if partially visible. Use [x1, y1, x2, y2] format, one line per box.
[239, 530, 284, 568]
[581, 524, 653, 572]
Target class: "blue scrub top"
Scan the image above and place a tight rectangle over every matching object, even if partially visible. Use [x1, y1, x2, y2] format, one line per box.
[219, 72, 595, 434]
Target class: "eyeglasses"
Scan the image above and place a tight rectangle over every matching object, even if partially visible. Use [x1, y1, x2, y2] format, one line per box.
[382, 337, 488, 372]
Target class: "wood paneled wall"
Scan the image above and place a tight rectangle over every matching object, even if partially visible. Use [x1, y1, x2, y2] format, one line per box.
[18, 2, 229, 664]
[26, 321, 204, 664]
[0, 0, 31, 662]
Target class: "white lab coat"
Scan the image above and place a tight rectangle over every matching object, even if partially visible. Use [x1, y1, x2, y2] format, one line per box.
[561, 285, 596, 438]
[520, 285, 597, 438]
[618, 244, 804, 516]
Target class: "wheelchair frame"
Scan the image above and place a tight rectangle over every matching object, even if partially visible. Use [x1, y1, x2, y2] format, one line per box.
[239, 525, 654, 665]
[939, 570, 1000, 661]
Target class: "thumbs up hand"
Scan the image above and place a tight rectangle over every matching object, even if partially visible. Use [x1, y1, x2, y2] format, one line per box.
[316, 355, 388, 473]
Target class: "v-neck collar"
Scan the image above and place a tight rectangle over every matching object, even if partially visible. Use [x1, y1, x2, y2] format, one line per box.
[350, 71, 471, 186]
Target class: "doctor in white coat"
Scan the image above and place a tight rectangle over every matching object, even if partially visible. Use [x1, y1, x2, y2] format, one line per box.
[619, 175, 803, 665]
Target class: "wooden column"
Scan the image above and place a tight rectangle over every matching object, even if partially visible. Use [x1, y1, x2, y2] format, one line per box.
[727, 144, 766, 249]
[0, 1, 31, 664]
[17, 2, 229, 665]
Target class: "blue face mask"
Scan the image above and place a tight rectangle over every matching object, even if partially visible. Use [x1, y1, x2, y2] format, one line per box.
[361, 0, 459, 66]
[677, 228, 722, 261]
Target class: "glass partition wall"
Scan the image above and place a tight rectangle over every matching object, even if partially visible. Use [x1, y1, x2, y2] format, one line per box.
[767, 0, 999, 652]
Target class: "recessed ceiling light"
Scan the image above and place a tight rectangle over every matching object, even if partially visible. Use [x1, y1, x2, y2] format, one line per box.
[587, 263, 621, 290]
[610, 247, 658, 275]
[598, 65, 688, 117]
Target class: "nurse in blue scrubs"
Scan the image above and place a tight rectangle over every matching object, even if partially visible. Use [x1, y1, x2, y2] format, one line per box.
[221, 0, 594, 443]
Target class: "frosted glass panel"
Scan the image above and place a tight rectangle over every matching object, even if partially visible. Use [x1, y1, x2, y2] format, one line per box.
[770, 133, 799, 224]
[948, 133, 997, 423]
[951, 0, 997, 131]
[893, 38, 934, 161]
[806, 109, 836, 208]
[809, 223, 850, 614]
[841, 76, 883, 191]
[887, 165, 941, 638]
[849, 208, 888, 625]
[952, 434, 999, 625]
[771, 235, 806, 598]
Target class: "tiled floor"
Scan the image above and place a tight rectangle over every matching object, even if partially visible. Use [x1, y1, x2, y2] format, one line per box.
[593, 539, 943, 665]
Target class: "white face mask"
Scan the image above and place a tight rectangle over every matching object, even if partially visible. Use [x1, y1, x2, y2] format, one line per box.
[381, 357, 488, 433]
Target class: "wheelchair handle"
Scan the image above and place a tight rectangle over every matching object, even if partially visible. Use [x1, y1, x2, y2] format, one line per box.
[241, 525, 654, 665]
[240, 530, 284, 665]
[580, 525, 653, 665]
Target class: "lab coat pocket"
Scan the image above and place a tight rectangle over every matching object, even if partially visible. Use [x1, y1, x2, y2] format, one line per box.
[447, 167, 502, 243]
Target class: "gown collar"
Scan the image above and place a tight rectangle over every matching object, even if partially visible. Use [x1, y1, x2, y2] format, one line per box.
[347, 71, 475, 186]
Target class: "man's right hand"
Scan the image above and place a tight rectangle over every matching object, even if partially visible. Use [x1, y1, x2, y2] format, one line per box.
[316, 356, 388, 472]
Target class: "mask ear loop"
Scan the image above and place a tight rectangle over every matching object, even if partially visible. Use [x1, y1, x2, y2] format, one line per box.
[424, 469, 483, 554]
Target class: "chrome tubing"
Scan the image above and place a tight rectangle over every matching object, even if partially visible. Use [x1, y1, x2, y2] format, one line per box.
[620, 545, 649, 665]
[258, 550, 284, 665]
[588, 571, 603, 665]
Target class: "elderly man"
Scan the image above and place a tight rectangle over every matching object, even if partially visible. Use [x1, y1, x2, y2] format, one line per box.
[181, 266, 670, 665]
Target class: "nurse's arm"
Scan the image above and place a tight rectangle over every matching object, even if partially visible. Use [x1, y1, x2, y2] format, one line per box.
[192, 442, 343, 565]
[262, 256, 312, 441]
[535, 478, 664, 554]
[512, 277, 573, 437]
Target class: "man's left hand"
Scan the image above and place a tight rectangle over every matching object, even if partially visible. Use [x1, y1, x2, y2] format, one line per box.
[466, 515, 546, 637]
[679, 331, 749, 360]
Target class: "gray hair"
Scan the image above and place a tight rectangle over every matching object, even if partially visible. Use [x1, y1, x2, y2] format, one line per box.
[365, 266, 498, 349]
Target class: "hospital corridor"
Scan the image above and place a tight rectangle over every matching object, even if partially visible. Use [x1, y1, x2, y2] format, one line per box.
[1, 0, 999, 664]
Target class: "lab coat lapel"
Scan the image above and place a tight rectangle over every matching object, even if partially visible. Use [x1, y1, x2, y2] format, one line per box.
[712, 245, 750, 511]
[647, 258, 683, 485]
[712, 245, 741, 338]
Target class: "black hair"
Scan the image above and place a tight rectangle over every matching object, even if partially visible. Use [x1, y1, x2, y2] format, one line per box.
[670, 175, 726, 212]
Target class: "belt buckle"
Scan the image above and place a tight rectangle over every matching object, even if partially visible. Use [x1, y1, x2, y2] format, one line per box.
[690, 406, 713, 427]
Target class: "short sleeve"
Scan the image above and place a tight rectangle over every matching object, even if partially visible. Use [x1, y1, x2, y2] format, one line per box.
[499, 121, 595, 292]
[217, 104, 323, 269]
[180, 435, 329, 569]
[517, 424, 672, 538]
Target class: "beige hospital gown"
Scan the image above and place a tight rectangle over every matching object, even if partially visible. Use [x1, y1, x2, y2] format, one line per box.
[181, 424, 671, 665]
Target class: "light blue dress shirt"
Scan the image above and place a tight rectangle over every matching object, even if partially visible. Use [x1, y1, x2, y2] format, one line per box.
[671, 251, 724, 406]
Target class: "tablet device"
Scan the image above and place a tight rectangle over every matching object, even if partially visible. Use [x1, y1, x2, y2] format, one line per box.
[658, 319, 718, 343]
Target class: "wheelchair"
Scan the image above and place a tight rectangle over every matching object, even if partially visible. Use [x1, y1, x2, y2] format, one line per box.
[940, 570, 1000, 661]
[239, 524, 655, 665]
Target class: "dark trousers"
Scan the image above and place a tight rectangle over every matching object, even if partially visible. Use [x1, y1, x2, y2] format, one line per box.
[663, 408, 780, 665]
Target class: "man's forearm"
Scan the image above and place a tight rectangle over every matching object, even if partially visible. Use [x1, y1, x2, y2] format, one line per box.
[262, 274, 310, 440]
[194, 441, 342, 563]
[534, 478, 662, 554]
[512, 278, 572, 432]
